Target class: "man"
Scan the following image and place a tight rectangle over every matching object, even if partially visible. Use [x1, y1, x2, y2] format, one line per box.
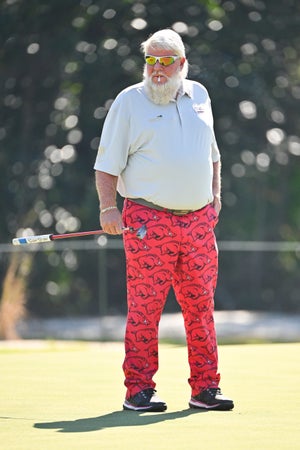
[94, 29, 234, 412]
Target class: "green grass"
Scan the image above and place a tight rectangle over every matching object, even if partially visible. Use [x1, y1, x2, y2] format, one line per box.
[0, 341, 299, 450]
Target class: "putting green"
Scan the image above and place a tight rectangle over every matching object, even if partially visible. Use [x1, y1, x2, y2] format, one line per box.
[0, 341, 299, 449]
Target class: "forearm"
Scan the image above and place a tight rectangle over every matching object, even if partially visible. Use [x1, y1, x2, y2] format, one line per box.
[212, 160, 222, 214]
[95, 170, 118, 210]
[95, 170, 123, 234]
[212, 160, 221, 198]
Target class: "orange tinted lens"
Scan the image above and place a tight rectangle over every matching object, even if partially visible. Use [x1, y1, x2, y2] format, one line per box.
[159, 57, 175, 66]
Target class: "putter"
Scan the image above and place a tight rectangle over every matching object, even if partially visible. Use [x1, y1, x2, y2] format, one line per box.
[12, 224, 147, 245]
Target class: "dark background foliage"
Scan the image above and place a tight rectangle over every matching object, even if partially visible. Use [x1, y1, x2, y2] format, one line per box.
[0, 0, 299, 316]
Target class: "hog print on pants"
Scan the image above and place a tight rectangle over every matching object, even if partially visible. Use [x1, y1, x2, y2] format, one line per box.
[122, 199, 221, 399]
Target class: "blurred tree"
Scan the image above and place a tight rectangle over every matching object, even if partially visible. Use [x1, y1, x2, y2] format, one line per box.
[0, 0, 299, 316]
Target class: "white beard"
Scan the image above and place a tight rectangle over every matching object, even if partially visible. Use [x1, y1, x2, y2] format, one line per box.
[143, 68, 183, 105]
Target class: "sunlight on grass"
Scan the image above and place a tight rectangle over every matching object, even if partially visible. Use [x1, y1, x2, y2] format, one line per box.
[0, 342, 299, 450]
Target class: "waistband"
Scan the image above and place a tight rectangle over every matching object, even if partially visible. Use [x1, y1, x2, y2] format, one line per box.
[128, 198, 203, 216]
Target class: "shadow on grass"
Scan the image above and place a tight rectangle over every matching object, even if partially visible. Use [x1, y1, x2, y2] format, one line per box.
[34, 408, 205, 433]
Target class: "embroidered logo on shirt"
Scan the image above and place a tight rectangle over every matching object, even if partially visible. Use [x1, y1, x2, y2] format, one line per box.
[192, 103, 206, 113]
[149, 115, 163, 122]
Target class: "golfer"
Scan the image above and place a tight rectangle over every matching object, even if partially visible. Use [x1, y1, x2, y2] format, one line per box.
[94, 29, 234, 412]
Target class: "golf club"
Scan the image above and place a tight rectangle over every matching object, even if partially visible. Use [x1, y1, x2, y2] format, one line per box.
[12, 224, 147, 245]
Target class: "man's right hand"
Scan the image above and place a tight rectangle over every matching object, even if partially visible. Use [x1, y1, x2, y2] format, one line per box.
[100, 207, 123, 235]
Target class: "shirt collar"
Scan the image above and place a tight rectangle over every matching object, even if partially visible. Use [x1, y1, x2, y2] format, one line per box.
[177, 80, 192, 99]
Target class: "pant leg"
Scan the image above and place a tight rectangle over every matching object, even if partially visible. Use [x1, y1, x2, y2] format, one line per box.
[122, 200, 179, 398]
[172, 205, 221, 396]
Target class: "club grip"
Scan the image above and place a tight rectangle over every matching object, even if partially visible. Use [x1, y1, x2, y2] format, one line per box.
[12, 234, 53, 245]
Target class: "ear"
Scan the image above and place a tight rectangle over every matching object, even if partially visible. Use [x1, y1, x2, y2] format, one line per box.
[180, 57, 186, 69]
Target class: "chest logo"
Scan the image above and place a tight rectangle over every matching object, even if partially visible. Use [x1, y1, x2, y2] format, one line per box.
[192, 103, 206, 113]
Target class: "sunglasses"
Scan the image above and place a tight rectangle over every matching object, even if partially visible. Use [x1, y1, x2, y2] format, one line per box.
[145, 55, 180, 67]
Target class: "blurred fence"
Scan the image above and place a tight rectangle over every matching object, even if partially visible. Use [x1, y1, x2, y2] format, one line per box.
[0, 237, 299, 316]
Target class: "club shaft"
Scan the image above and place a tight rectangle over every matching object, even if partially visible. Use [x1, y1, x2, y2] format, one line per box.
[12, 227, 134, 245]
[52, 230, 106, 240]
[51, 227, 132, 240]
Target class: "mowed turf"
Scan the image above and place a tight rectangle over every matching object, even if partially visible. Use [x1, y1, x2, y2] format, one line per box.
[0, 341, 299, 450]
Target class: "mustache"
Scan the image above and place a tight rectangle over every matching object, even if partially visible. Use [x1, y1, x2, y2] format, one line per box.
[150, 73, 170, 83]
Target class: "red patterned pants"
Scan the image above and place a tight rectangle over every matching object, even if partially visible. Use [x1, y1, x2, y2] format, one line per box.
[122, 199, 221, 399]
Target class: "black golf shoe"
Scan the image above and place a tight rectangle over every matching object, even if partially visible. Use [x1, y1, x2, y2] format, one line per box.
[123, 388, 167, 412]
[189, 387, 234, 411]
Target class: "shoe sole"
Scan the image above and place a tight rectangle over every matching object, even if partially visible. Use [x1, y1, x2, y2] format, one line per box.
[189, 399, 234, 411]
[123, 401, 167, 412]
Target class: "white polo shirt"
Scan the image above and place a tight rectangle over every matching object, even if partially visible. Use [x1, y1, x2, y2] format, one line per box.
[94, 79, 220, 210]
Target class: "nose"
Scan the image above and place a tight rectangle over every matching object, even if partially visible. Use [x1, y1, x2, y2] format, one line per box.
[154, 60, 163, 68]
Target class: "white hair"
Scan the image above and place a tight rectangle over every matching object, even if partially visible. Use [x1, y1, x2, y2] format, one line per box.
[141, 29, 188, 79]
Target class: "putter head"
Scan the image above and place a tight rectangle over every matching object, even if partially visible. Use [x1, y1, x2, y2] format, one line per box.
[136, 225, 147, 240]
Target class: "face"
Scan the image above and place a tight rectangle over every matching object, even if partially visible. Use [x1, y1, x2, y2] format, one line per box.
[145, 47, 185, 85]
